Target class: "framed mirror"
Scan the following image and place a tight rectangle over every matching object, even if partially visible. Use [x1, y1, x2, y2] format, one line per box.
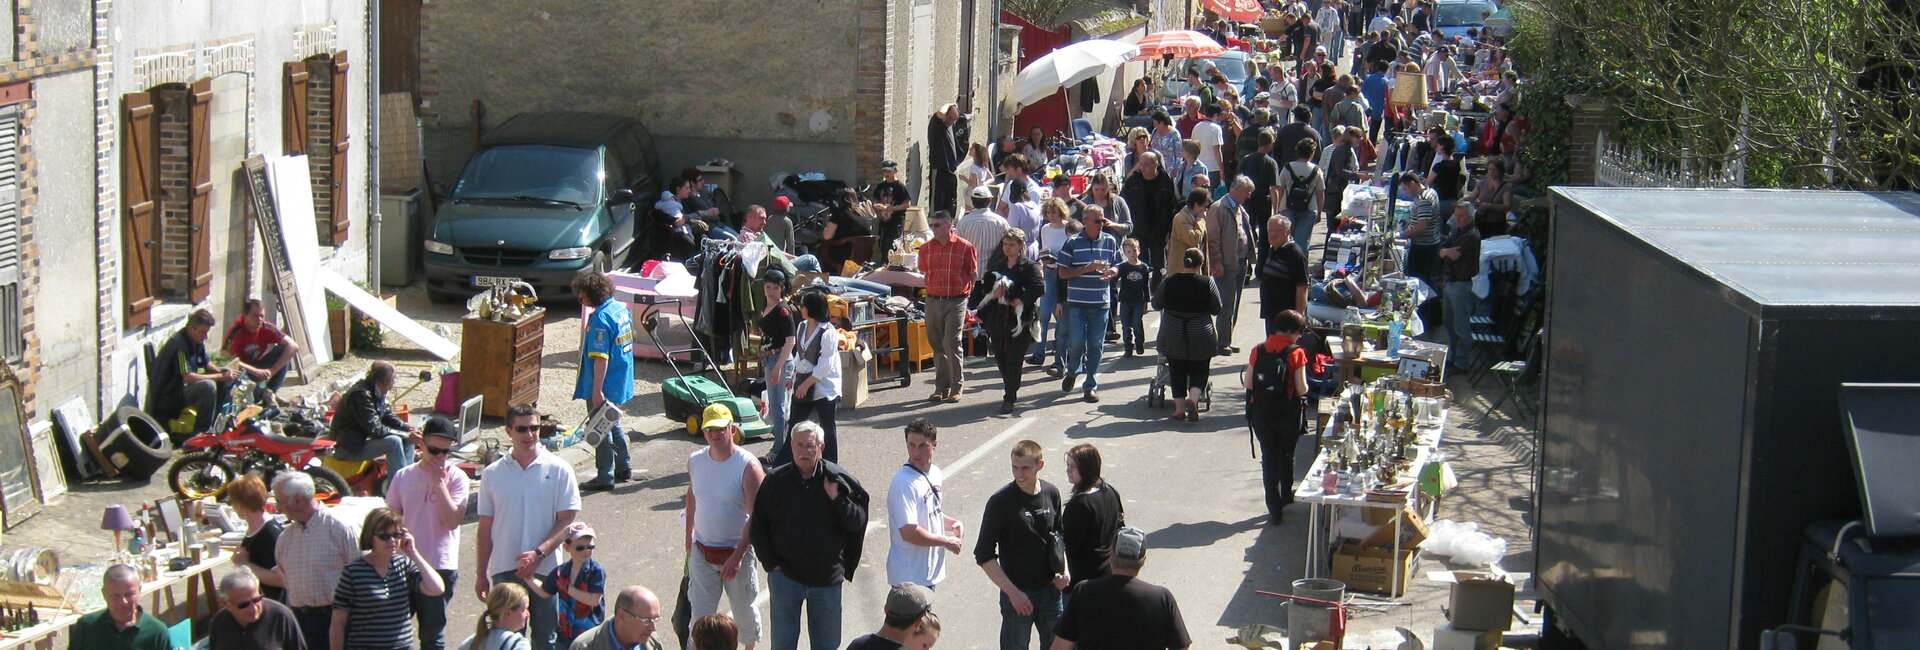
[0, 364, 43, 528]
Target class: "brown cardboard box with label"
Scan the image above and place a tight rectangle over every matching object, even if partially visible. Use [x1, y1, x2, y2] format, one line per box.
[1360, 506, 1431, 549]
[1330, 543, 1415, 596]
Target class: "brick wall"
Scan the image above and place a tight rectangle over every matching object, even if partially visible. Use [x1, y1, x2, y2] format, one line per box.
[1565, 94, 1617, 187]
[305, 55, 334, 243]
[155, 86, 191, 298]
[853, 0, 889, 177]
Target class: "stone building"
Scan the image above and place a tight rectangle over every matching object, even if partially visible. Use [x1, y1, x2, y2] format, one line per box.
[3, 0, 370, 436]
[395, 0, 999, 210]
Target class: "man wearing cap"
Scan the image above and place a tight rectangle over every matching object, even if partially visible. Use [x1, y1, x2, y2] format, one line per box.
[923, 210, 981, 403]
[957, 188, 1008, 280]
[928, 104, 967, 215]
[872, 161, 914, 257]
[845, 584, 934, 650]
[387, 416, 471, 650]
[570, 586, 664, 650]
[685, 403, 766, 648]
[1049, 527, 1191, 650]
[751, 421, 870, 650]
[574, 269, 636, 492]
[475, 403, 582, 650]
[888, 418, 964, 589]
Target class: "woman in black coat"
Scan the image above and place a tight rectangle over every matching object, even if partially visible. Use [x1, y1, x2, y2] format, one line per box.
[969, 228, 1047, 415]
[1120, 151, 1179, 274]
[1154, 247, 1223, 422]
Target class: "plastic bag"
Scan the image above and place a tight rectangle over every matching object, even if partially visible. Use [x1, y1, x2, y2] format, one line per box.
[1423, 519, 1508, 568]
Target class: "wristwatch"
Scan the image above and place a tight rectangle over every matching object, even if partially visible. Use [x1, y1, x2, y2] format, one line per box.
[534, 547, 548, 560]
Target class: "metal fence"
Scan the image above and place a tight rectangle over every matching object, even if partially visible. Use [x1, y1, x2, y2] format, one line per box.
[1594, 131, 1745, 188]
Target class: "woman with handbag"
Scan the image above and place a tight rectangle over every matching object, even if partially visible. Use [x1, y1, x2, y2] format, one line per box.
[1155, 248, 1223, 423]
[1166, 190, 1210, 274]
[787, 291, 842, 464]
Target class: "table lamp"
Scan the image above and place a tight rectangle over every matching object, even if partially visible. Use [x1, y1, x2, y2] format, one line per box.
[101, 504, 136, 559]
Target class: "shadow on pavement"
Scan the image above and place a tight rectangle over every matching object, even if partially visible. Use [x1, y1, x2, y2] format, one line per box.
[1145, 515, 1266, 550]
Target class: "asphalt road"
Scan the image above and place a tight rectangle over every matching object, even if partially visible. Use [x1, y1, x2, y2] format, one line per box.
[440, 300, 1316, 650]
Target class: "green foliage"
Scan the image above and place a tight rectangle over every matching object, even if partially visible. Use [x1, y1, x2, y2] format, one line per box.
[1512, 0, 1920, 189]
[1005, 0, 1093, 29]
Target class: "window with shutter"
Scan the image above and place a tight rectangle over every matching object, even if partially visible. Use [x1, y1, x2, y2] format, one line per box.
[0, 109, 21, 361]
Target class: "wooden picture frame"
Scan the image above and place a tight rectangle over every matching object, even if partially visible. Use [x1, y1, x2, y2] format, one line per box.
[153, 494, 185, 542]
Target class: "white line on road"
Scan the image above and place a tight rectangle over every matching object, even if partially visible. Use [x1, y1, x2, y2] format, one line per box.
[753, 416, 1039, 609]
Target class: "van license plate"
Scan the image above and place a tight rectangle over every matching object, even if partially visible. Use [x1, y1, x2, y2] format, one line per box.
[472, 275, 521, 288]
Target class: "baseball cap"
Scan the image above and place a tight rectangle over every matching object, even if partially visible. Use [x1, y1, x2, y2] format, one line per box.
[970, 185, 995, 199]
[566, 522, 596, 541]
[1113, 526, 1148, 562]
[884, 583, 934, 619]
[881, 160, 900, 171]
[1315, 44, 1329, 55]
[700, 403, 734, 430]
[421, 415, 459, 440]
[772, 196, 792, 211]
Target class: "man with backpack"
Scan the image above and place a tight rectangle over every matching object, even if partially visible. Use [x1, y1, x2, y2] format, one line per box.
[1241, 309, 1312, 526]
[1276, 138, 1326, 252]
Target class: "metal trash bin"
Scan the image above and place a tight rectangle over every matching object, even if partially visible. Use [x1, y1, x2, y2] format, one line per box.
[1287, 578, 1346, 649]
[380, 189, 424, 287]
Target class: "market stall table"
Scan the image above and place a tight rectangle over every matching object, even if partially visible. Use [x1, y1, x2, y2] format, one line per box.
[1293, 399, 1449, 597]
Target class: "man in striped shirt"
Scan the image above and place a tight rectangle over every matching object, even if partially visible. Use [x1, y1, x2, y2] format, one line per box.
[919, 211, 978, 403]
[1057, 205, 1122, 403]
[955, 186, 1008, 280]
[271, 472, 359, 650]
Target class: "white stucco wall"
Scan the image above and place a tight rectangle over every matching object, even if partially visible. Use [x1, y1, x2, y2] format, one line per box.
[30, 70, 101, 421]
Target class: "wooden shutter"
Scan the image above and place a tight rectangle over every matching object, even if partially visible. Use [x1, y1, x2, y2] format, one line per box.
[328, 52, 351, 246]
[0, 110, 21, 360]
[121, 93, 160, 329]
[283, 62, 309, 155]
[188, 79, 213, 303]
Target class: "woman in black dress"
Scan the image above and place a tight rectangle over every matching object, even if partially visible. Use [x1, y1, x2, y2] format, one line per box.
[1154, 248, 1223, 422]
[970, 229, 1046, 415]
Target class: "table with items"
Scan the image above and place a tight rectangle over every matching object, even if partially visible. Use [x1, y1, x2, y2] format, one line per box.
[1293, 378, 1453, 597]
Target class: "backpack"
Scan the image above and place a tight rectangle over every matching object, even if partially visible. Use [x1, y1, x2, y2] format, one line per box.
[1283, 164, 1319, 212]
[1249, 342, 1303, 401]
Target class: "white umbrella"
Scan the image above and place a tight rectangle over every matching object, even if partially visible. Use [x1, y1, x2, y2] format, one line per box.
[1011, 39, 1140, 108]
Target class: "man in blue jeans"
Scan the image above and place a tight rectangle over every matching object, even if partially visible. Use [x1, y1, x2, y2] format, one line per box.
[1057, 206, 1122, 403]
[574, 269, 635, 492]
[328, 360, 418, 469]
[750, 422, 870, 650]
[975, 440, 1066, 650]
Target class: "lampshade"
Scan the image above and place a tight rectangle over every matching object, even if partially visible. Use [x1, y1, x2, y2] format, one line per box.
[101, 504, 136, 531]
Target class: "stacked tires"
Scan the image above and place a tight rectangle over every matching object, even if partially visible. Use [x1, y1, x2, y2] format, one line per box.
[95, 406, 173, 481]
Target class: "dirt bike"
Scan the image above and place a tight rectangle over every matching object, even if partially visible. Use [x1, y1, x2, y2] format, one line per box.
[167, 406, 354, 500]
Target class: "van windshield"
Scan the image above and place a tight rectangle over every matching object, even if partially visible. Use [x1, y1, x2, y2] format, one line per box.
[453, 144, 604, 206]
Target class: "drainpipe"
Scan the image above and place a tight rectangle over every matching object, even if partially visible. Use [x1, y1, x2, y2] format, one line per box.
[368, 0, 383, 288]
[989, 0, 1001, 137]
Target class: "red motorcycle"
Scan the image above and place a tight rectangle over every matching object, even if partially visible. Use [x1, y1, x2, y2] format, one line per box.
[167, 409, 353, 500]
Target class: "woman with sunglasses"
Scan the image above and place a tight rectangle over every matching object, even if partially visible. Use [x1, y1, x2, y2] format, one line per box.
[332, 507, 446, 650]
[386, 417, 470, 650]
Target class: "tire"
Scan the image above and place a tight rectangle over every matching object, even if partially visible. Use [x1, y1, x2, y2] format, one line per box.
[303, 466, 352, 501]
[167, 452, 238, 499]
[686, 415, 701, 437]
[589, 251, 610, 278]
[97, 407, 174, 481]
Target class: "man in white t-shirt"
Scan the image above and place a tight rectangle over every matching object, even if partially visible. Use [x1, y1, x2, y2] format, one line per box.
[887, 418, 965, 589]
[1191, 104, 1226, 186]
[475, 403, 582, 650]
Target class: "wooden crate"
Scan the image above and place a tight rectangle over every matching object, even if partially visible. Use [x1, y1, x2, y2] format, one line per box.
[459, 309, 545, 418]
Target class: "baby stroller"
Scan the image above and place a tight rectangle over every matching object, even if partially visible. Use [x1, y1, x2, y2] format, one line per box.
[1144, 274, 1245, 409]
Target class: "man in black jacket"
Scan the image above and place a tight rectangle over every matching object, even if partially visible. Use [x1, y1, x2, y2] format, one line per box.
[750, 422, 869, 650]
[328, 361, 419, 469]
[927, 104, 968, 215]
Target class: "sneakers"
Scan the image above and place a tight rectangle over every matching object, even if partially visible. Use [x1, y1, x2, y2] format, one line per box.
[580, 479, 615, 492]
[929, 391, 948, 402]
[1062, 373, 1079, 392]
[944, 387, 963, 403]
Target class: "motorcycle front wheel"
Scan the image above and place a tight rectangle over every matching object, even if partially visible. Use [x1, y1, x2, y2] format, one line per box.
[304, 466, 352, 502]
[167, 452, 238, 499]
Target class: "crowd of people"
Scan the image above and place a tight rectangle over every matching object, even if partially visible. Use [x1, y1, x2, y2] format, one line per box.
[92, 2, 1535, 649]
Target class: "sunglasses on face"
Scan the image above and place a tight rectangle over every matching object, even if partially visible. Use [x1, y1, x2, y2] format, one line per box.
[229, 595, 264, 609]
[377, 532, 408, 541]
[424, 444, 451, 455]
[573, 544, 596, 551]
[510, 425, 540, 433]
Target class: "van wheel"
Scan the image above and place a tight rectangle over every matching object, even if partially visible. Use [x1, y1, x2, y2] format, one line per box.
[590, 252, 610, 277]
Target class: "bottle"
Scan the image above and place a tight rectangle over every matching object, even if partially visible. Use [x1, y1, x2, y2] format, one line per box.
[1322, 460, 1340, 495]
[1387, 319, 1404, 359]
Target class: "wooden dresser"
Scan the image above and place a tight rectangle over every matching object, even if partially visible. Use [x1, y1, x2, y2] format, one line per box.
[460, 308, 545, 417]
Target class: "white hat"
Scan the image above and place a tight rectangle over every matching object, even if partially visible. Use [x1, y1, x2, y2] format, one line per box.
[566, 522, 596, 541]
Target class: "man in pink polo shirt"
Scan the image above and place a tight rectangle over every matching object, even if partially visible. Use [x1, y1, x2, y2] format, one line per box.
[387, 416, 470, 650]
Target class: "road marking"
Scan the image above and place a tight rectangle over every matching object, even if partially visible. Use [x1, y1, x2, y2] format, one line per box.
[752, 416, 1038, 609]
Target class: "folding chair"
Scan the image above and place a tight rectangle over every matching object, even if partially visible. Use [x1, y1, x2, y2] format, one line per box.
[1468, 285, 1541, 388]
[1488, 326, 1542, 420]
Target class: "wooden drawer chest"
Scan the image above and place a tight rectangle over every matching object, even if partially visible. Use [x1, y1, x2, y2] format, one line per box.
[459, 309, 545, 417]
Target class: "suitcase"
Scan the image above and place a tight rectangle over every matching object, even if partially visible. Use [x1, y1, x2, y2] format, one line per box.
[663, 376, 731, 422]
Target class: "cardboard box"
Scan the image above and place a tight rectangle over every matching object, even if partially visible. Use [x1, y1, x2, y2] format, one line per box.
[1360, 506, 1431, 549]
[841, 346, 871, 408]
[1447, 572, 1516, 631]
[1361, 490, 1412, 525]
[1430, 623, 1500, 650]
[1331, 543, 1415, 596]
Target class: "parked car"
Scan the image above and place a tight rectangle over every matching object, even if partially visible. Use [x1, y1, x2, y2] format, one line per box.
[1434, 0, 1498, 41]
[1159, 51, 1257, 106]
[424, 112, 660, 303]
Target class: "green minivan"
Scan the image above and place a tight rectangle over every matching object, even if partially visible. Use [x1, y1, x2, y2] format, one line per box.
[424, 112, 660, 303]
